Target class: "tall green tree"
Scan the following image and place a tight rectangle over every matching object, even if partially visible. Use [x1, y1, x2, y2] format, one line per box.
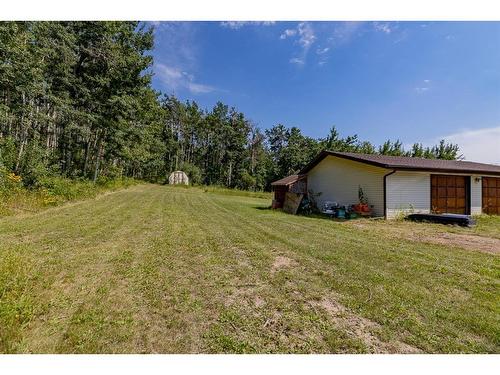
[0, 21, 464, 192]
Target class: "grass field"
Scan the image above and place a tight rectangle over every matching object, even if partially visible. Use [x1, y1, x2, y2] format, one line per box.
[0, 184, 499, 353]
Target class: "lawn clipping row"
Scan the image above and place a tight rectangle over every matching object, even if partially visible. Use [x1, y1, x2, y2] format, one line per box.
[0, 184, 498, 353]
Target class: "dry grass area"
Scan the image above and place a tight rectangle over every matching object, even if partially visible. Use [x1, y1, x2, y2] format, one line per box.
[0, 184, 498, 353]
[346, 218, 500, 255]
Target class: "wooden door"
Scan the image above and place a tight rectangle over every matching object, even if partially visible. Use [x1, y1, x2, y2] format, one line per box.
[482, 177, 500, 215]
[431, 175, 468, 214]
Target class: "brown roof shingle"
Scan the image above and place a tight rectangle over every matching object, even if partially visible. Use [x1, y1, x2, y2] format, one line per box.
[271, 174, 306, 186]
[300, 151, 500, 176]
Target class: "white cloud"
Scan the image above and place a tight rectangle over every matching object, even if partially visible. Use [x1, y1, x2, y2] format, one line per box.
[430, 127, 500, 164]
[373, 22, 407, 44]
[153, 23, 218, 95]
[280, 22, 316, 65]
[297, 22, 316, 48]
[186, 82, 215, 94]
[373, 22, 392, 34]
[153, 22, 197, 71]
[315, 22, 364, 65]
[220, 21, 275, 30]
[280, 29, 297, 39]
[415, 79, 431, 93]
[330, 22, 363, 44]
[289, 57, 305, 65]
[220, 21, 245, 29]
[282, 21, 365, 67]
[155, 63, 216, 94]
[316, 47, 330, 54]
[316, 46, 330, 65]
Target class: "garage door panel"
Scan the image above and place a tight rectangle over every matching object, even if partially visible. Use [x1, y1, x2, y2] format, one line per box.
[431, 175, 468, 214]
[447, 198, 456, 207]
[437, 198, 447, 209]
[482, 177, 500, 215]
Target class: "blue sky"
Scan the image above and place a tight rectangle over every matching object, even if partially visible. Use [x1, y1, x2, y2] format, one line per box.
[150, 21, 500, 163]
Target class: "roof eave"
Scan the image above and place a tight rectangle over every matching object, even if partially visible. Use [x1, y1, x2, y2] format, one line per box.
[271, 174, 306, 186]
[299, 150, 500, 176]
[299, 150, 388, 174]
[388, 166, 500, 176]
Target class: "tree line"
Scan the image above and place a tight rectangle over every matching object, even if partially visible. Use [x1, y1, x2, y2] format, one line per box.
[0, 21, 462, 191]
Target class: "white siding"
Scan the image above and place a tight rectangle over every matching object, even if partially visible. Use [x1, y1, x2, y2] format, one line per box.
[387, 172, 486, 218]
[386, 171, 430, 219]
[470, 175, 482, 215]
[307, 156, 495, 218]
[307, 155, 389, 217]
[472, 174, 500, 215]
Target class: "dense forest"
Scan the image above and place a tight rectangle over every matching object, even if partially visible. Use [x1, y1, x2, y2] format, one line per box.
[0, 21, 462, 191]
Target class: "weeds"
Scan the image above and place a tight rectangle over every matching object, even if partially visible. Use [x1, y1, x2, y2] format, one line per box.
[0, 170, 138, 217]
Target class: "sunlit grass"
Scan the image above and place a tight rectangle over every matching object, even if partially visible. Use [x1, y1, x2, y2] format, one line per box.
[0, 184, 498, 353]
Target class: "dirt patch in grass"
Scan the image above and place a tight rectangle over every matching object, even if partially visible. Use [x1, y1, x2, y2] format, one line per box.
[414, 233, 500, 255]
[310, 297, 421, 354]
[345, 220, 500, 255]
[254, 296, 266, 308]
[271, 256, 297, 273]
[224, 284, 261, 308]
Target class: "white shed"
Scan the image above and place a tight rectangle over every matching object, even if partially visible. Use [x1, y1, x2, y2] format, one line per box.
[168, 170, 189, 185]
[275, 151, 500, 218]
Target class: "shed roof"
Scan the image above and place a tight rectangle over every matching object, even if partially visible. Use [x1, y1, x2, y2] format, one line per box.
[271, 174, 306, 186]
[299, 151, 500, 176]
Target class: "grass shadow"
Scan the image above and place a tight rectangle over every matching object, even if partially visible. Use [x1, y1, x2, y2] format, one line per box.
[254, 206, 272, 210]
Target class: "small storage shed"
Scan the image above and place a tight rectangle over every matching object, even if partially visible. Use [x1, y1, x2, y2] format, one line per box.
[271, 174, 307, 208]
[168, 170, 189, 185]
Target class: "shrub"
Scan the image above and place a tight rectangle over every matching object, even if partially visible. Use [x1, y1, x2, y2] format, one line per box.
[0, 168, 24, 198]
[17, 143, 50, 187]
[238, 171, 257, 191]
[0, 173, 139, 217]
[179, 162, 202, 185]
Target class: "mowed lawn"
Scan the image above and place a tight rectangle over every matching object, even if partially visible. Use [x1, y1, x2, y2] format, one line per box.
[0, 184, 499, 353]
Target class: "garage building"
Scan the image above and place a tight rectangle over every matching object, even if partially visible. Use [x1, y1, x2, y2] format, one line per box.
[272, 150, 500, 218]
